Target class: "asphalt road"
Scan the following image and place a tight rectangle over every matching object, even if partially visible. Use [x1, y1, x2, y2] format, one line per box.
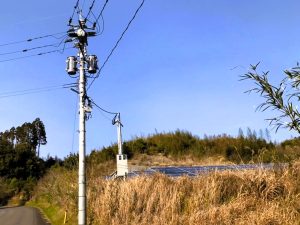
[0, 206, 50, 225]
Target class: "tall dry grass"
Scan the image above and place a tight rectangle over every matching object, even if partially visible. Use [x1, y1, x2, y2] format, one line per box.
[87, 163, 300, 225]
[31, 162, 300, 225]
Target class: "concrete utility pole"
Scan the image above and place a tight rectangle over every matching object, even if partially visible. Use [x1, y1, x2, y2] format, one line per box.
[116, 113, 123, 155]
[78, 43, 86, 225]
[66, 14, 97, 225]
[113, 113, 128, 178]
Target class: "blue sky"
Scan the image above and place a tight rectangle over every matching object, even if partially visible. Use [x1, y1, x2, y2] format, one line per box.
[0, 0, 299, 158]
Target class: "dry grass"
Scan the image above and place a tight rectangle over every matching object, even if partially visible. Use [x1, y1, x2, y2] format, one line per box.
[129, 154, 230, 171]
[31, 161, 300, 225]
[87, 163, 300, 225]
[29, 167, 78, 224]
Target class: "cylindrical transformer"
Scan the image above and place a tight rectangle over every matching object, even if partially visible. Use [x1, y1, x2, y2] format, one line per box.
[88, 55, 98, 74]
[66, 56, 78, 75]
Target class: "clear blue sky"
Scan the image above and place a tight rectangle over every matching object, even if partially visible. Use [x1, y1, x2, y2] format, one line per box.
[0, 0, 299, 158]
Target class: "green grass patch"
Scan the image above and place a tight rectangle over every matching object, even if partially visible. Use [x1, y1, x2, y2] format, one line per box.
[27, 197, 74, 225]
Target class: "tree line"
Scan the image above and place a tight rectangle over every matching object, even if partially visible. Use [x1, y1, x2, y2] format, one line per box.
[80, 128, 299, 169]
[0, 118, 48, 179]
[1, 118, 299, 205]
[0, 118, 59, 205]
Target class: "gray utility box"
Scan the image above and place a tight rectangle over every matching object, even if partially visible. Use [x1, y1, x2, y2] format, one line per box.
[116, 154, 128, 177]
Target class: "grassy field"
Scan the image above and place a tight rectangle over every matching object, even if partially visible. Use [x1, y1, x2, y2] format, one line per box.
[29, 160, 300, 225]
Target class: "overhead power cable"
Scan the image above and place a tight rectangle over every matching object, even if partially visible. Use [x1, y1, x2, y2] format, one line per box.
[0, 83, 76, 99]
[0, 46, 74, 63]
[93, 0, 109, 29]
[89, 98, 119, 122]
[90, 98, 118, 115]
[0, 31, 67, 48]
[85, 0, 96, 21]
[89, 10, 103, 33]
[0, 39, 68, 56]
[87, 0, 145, 90]
[69, 0, 80, 25]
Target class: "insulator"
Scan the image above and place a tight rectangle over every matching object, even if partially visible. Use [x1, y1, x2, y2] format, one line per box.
[66, 56, 77, 75]
[87, 55, 98, 74]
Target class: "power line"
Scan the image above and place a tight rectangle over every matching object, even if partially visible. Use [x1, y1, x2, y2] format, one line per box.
[0, 39, 68, 57]
[98, 107, 115, 122]
[87, 0, 145, 90]
[90, 10, 103, 33]
[90, 98, 118, 115]
[0, 31, 67, 48]
[85, 0, 97, 22]
[0, 88, 65, 99]
[0, 46, 74, 63]
[93, 0, 109, 30]
[69, 0, 81, 25]
[89, 98, 119, 122]
[0, 83, 76, 99]
[0, 83, 76, 95]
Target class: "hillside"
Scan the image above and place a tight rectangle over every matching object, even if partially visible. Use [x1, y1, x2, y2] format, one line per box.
[83, 130, 300, 167]
[29, 161, 300, 225]
[1, 127, 300, 224]
[27, 130, 300, 225]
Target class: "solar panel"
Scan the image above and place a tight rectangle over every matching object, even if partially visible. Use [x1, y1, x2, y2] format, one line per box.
[126, 163, 286, 178]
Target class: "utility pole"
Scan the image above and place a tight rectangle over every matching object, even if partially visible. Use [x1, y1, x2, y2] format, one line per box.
[66, 13, 97, 225]
[116, 113, 123, 155]
[78, 42, 86, 225]
[113, 113, 128, 178]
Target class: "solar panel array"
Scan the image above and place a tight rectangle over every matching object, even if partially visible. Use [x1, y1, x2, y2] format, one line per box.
[127, 163, 282, 178]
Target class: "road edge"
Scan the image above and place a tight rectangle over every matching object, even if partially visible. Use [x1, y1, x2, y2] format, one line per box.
[27, 205, 52, 225]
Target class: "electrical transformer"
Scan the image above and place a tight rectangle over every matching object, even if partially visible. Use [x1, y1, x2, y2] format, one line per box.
[87, 55, 98, 74]
[66, 56, 78, 75]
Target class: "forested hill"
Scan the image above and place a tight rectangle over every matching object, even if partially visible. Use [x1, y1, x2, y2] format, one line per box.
[83, 129, 300, 169]
[1, 119, 300, 206]
[39, 129, 300, 224]
[0, 118, 57, 206]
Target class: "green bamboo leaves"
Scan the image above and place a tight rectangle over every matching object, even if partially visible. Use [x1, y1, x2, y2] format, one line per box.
[241, 63, 300, 133]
